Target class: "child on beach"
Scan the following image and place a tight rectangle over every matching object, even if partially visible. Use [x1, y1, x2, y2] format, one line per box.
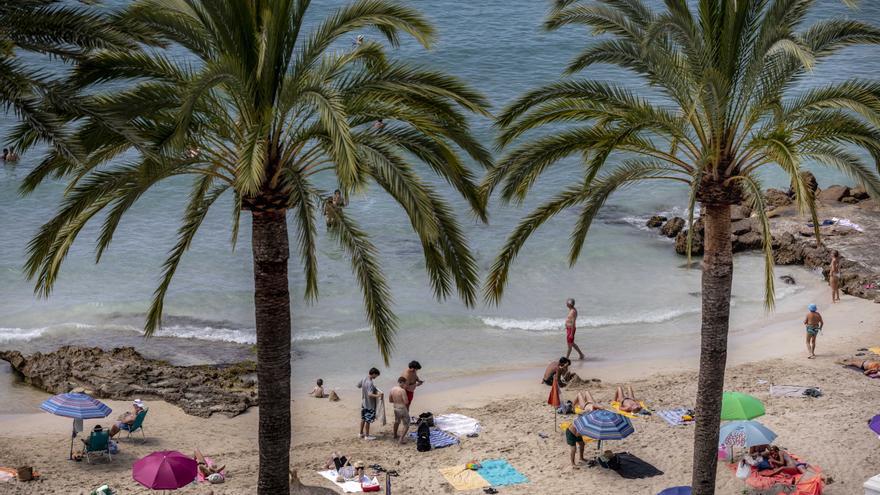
[804, 304, 823, 359]
[309, 379, 327, 398]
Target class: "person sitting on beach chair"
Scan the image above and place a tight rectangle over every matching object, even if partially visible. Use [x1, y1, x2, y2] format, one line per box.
[109, 399, 145, 438]
[837, 357, 880, 375]
[614, 385, 643, 413]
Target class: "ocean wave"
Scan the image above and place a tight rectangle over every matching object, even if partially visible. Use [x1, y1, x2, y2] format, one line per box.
[0, 327, 49, 343]
[481, 307, 698, 332]
[615, 206, 691, 232]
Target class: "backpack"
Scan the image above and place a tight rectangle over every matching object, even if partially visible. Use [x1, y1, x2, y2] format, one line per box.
[418, 412, 434, 427]
[416, 421, 432, 452]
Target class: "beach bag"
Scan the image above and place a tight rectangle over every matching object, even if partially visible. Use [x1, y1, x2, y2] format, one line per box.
[736, 460, 751, 479]
[108, 440, 118, 455]
[419, 412, 434, 427]
[361, 477, 381, 492]
[416, 421, 432, 452]
[16, 467, 33, 482]
[557, 400, 573, 414]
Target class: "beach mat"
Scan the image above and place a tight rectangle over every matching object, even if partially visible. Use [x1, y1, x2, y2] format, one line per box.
[438, 465, 490, 491]
[611, 453, 664, 479]
[476, 459, 528, 487]
[317, 470, 363, 493]
[434, 414, 480, 437]
[407, 428, 459, 448]
[657, 408, 692, 426]
[769, 385, 821, 398]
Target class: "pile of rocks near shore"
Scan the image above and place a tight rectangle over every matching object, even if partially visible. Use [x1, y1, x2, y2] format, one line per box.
[644, 183, 880, 303]
[0, 346, 257, 417]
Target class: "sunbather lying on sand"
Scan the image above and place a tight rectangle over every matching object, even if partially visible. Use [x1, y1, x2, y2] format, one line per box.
[765, 446, 810, 475]
[837, 358, 880, 375]
[614, 385, 642, 413]
[572, 390, 603, 412]
[195, 449, 225, 481]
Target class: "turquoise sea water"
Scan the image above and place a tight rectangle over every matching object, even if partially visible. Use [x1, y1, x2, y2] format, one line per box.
[1, 1, 877, 407]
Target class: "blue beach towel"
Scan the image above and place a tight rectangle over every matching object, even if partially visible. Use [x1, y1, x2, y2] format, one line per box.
[658, 408, 692, 426]
[476, 459, 528, 487]
[407, 428, 459, 448]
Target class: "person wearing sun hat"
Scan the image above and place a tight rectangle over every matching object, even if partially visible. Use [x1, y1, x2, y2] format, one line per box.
[803, 303, 823, 359]
[109, 399, 146, 438]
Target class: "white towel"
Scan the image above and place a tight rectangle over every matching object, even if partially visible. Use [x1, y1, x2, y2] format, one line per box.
[433, 413, 481, 437]
[770, 385, 820, 398]
[317, 470, 363, 493]
[376, 388, 386, 426]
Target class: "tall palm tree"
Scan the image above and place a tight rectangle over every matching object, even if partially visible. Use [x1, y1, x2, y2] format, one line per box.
[22, 0, 491, 492]
[0, 0, 137, 159]
[484, 1, 880, 493]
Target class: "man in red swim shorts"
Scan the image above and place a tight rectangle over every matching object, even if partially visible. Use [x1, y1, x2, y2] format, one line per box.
[565, 298, 585, 360]
[402, 360, 424, 406]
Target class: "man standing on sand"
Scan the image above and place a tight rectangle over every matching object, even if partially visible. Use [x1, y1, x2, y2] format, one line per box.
[804, 304, 823, 359]
[389, 377, 410, 445]
[402, 361, 424, 406]
[564, 298, 585, 360]
[358, 368, 383, 440]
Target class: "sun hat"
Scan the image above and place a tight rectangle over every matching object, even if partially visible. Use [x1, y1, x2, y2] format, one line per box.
[133, 399, 145, 408]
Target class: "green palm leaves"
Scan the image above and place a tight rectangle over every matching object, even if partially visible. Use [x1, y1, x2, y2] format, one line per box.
[22, 0, 491, 365]
[484, 0, 880, 310]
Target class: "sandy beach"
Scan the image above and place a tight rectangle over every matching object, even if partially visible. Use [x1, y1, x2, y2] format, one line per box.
[1, 288, 879, 494]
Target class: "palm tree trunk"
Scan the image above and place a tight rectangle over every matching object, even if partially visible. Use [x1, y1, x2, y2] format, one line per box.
[690, 203, 733, 495]
[251, 209, 291, 495]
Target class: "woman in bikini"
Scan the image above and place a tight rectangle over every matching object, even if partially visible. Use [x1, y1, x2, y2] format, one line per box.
[572, 390, 603, 412]
[829, 250, 841, 303]
[838, 357, 880, 375]
[614, 385, 642, 413]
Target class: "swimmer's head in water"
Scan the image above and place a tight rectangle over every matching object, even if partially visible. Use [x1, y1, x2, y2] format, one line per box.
[808, 304, 817, 312]
[566, 298, 575, 308]
[316, 378, 323, 386]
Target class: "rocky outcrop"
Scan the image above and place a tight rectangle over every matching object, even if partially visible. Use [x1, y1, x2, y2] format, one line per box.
[818, 185, 850, 203]
[660, 217, 685, 237]
[646, 215, 667, 228]
[764, 189, 792, 208]
[0, 346, 257, 417]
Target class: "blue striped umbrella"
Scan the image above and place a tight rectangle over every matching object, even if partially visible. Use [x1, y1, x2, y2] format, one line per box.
[658, 487, 691, 495]
[573, 409, 634, 449]
[40, 393, 112, 459]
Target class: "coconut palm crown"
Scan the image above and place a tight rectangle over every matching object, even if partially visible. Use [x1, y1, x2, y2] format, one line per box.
[484, 1, 880, 493]
[22, 0, 491, 493]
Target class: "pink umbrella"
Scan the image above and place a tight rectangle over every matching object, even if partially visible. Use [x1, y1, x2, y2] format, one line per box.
[133, 451, 197, 491]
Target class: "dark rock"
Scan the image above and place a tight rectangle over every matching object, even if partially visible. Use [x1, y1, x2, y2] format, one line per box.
[764, 189, 792, 208]
[730, 204, 751, 221]
[675, 229, 703, 255]
[772, 233, 802, 265]
[733, 231, 763, 252]
[851, 185, 869, 200]
[0, 346, 257, 417]
[660, 217, 685, 238]
[731, 218, 755, 236]
[817, 185, 850, 203]
[646, 215, 667, 228]
[780, 275, 796, 285]
[801, 171, 819, 194]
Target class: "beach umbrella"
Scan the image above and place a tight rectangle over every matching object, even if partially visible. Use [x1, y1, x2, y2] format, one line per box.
[573, 409, 634, 450]
[133, 451, 197, 491]
[657, 487, 691, 495]
[718, 420, 777, 448]
[548, 374, 561, 429]
[39, 393, 112, 459]
[869, 415, 880, 436]
[721, 392, 765, 420]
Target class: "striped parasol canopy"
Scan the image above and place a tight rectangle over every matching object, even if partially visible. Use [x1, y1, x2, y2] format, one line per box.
[573, 409, 634, 441]
[40, 393, 112, 419]
[719, 420, 777, 448]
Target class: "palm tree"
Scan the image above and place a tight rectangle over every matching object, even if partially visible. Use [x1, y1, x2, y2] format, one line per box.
[22, 1, 491, 493]
[484, 1, 880, 493]
[0, 0, 137, 159]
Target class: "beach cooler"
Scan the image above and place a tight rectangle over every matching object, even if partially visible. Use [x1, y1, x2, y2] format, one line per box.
[865, 473, 880, 495]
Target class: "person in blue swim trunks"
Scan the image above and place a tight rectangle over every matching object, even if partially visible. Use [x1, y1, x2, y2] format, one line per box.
[803, 304, 823, 359]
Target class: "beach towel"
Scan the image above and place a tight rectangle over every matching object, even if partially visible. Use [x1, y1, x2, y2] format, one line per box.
[611, 453, 664, 479]
[476, 459, 528, 487]
[609, 401, 647, 418]
[376, 389, 386, 426]
[407, 428, 459, 448]
[658, 408, 693, 426]
[869, 347, 880, 356]
[438, 465, 490, 491]
[0, 468, 15, 482]
[317, 470, 363, 493]
[558, 421, 595, 443]
[832, 217, 864, 232]
[433, 414, 480, 437]
[770, 385, 822, 398]
[727, 454, 824, 495]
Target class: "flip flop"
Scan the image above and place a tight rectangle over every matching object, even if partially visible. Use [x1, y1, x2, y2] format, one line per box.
[483, 488, 499, 494]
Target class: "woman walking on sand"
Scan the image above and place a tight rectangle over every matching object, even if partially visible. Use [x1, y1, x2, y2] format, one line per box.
[829, 250, 841, 303]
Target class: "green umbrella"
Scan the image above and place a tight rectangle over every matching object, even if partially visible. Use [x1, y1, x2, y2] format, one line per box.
[721, 392, 765, 420]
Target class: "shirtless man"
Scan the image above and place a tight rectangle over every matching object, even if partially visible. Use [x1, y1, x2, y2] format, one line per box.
[837, 357, 880, 376]
[402, 360, 424, 406]
[564, 298, 585, 360]
[542, 357, 572, 387]
[829, 250, 841, 303]
[389, 377, 410, 445]
[804, 304, 823, 359]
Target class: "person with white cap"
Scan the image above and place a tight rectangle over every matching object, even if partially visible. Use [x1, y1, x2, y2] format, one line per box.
[803, 304, 823, 359]
[109, 399, 145, 438]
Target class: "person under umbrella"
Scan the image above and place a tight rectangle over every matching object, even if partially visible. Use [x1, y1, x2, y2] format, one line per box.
[39, 393, 112, 460]
[572, 409, 634, 452]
